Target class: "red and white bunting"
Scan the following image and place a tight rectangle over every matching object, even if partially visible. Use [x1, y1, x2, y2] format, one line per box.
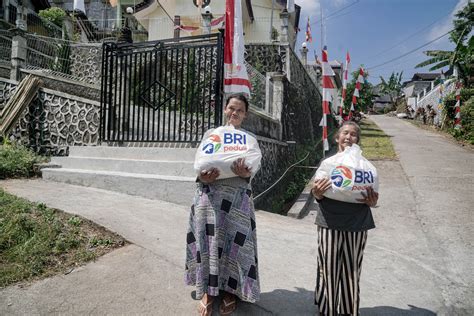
[340, 51, 350, 116]
[224, 0, 251, 95]
[350, 67, 364, 118]
[174, 16, 225, 32]
[454, 82, 462, 129]
[319, 46, 335, 152]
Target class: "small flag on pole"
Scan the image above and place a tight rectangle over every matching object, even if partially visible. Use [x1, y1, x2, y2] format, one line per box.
[321, 46, 335, 152]
[340, 51, 350, 116]
[454, 82, 462, 129]
[306, 17, 312, 43]
[350, 67, 364, 119]
[224, 0, 251, 95]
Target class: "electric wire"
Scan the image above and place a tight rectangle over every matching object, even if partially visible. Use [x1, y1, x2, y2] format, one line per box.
[310, 0, 360, 26]
[367, 29, 453, 70]
[253, 151, 312, 202]
[367, 11, 453, 60]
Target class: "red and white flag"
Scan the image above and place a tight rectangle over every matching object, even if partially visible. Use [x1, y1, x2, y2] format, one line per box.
[319, 46, 335, 152]
[305, 17, 312, 43]
[454, 82, 462, 129]
[340, 51, 350, 116]
[224, 0, 251, 95]
[350, 67, 364, 118]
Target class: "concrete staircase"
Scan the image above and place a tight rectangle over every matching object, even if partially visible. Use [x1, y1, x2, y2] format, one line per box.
[41, 146, 198, 206]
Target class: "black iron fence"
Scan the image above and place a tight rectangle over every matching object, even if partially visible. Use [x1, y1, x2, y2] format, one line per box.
[100, 33, 224, 143]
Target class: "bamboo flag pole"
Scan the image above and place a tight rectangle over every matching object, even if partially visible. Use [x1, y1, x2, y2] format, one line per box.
[0, 75, 43, 137]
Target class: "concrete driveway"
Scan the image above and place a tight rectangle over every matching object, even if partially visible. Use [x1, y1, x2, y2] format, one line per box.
[0, 115, 472, 315]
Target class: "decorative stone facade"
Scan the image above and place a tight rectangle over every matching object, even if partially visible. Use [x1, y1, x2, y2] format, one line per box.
[69, 44, 103, 86]
[1, 78, 100, 156]
[0, 79, 18, 111]
[245, 44, 284, 74]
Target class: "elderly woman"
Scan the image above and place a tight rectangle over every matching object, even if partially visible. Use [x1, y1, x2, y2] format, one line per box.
[185, 94, 261, 316]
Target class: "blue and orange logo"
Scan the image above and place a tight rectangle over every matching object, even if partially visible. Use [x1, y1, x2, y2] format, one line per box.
[331, 166, 353, 188]
[202, 134, 222, 154]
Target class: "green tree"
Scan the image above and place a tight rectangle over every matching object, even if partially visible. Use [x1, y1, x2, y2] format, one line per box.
[416, 2, 473, 85]
[343, 67, 374, 112]
[379, 71, 404, 106]
[38, 7, 66, 27]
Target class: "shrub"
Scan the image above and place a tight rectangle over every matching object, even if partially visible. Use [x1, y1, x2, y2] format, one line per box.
[38, 7, 66, 27]
[455, 96, 474, 144]
[443, 88, 474, 144]
[0, 141, 44, 179]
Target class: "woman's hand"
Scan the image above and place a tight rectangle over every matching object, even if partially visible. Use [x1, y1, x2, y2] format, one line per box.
[199, 168, 220, 183]
[356, 187, 379, 207]
[231, 158, 252, 178]
[312, 178, 332, 200]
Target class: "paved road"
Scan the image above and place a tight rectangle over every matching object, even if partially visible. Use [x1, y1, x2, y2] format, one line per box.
[366, 115, 473, 315]
[0, 115, 472, 315]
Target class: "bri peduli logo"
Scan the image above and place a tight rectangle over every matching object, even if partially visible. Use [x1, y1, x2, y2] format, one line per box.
[331, 166, 353, 188]
[202, 132, 248, 154]
[202, 134, 222, 154]
[331, 165, 375, 191]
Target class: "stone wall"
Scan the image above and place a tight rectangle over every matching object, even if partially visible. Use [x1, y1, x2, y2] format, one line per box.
[0, 79, 17, 110]
[20, 70, 101, 101]
[252, 135, 291, 211]
[242, 108, 281, 140]
[1, 78, 100, 156]
[69, 44, 103, 86]
[245, 44, 284, 74]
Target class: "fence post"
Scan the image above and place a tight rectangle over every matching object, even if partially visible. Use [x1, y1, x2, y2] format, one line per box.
[10, 32, 27, 81]
[300, 44, 308, 66]
[201, 12, 213, 35]
[269, 72, 285, 140]
[279, 9, 289, 44]
[63, 15, 74, 39]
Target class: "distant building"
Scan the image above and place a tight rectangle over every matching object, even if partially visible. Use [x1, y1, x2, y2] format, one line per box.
[372, 84, 393, 112]
[403, 71, 452, 110]
[403, 73, 442, 99]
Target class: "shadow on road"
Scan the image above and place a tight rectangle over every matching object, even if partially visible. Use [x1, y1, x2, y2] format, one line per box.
[361, 304, 436, 315]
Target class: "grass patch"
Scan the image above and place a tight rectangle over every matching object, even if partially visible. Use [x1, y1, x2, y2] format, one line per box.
[359, 118, 397, 160]
[0, 189, 127, 287]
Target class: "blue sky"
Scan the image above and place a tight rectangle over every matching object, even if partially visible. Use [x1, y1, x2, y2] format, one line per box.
[294, 0, 468, 84]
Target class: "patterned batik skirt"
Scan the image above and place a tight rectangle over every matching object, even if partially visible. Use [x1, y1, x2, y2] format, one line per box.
[185, 180, 260, 303]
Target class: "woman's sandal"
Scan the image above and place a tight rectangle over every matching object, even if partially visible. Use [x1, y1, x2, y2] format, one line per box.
[219, 294, 237, 315]
[198, 296, 214, 316]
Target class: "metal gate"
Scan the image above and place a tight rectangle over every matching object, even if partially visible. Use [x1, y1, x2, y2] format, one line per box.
[100, 33, 224, 143]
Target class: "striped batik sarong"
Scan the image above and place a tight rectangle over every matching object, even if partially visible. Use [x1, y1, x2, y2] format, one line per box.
[315, 227, 368, 316]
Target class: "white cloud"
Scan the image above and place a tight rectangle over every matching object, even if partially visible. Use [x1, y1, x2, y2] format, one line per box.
[427, 0, 468, 42]
[295, 0, 321, 15]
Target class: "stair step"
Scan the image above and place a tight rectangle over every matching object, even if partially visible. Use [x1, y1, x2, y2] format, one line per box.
[50, 156, 196, 176]
[42, 168, 197, 206]
[69, 146, 198, 161]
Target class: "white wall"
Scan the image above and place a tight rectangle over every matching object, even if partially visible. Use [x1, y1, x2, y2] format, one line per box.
[134, 0, 296, 46]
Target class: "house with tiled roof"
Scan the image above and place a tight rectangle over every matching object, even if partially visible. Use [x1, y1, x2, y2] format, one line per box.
[133, 0, 301, 49]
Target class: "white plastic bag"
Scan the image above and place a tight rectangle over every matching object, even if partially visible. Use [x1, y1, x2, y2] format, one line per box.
[194, 125, 262, 179]
[315, 144, 378, 203]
